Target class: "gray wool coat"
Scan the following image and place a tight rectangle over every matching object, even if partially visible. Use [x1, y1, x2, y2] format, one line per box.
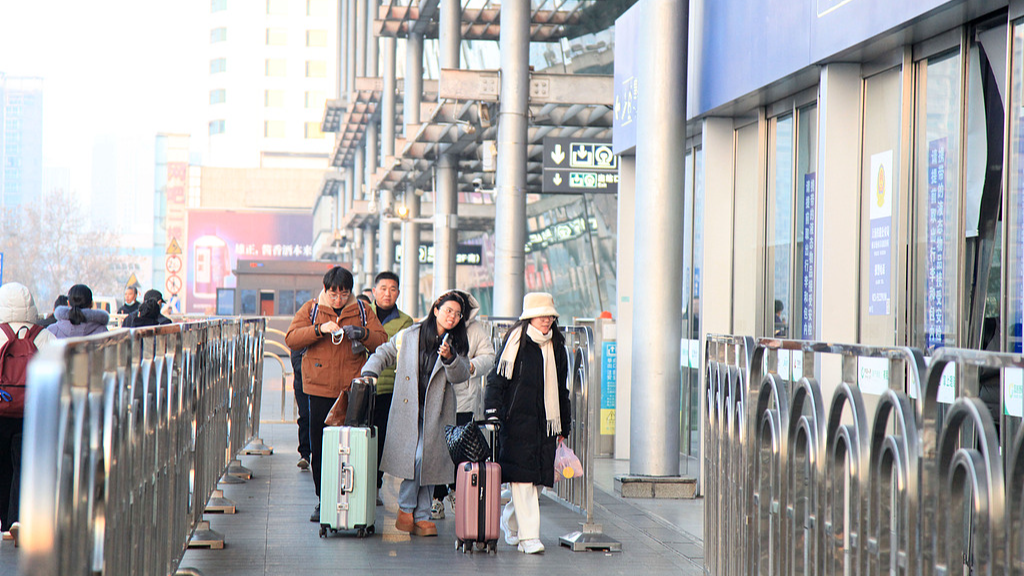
[362, 324, 470, 485]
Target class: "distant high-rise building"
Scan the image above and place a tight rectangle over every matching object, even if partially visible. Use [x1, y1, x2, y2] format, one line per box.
[0, 74, 43, 209]
[205, 0, 338, 168]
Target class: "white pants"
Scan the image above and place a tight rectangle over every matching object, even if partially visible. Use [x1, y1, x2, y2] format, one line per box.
[504, 482, 541, 540]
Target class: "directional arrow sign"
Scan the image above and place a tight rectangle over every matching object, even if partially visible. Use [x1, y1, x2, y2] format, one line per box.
[543, 136, 618, 194]
[550, 144, 565, 165]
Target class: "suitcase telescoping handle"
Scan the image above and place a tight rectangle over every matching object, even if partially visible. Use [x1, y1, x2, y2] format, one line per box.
[477, 421, 500, 462]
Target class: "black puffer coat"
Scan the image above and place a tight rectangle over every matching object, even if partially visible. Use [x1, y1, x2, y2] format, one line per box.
[485, 332, 570, 486]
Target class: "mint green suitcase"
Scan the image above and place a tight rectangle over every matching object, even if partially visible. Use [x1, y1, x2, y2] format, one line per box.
[319, 426, 377, 537]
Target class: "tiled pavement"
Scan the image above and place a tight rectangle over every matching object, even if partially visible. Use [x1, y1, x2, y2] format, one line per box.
[0, 363, 705, 576]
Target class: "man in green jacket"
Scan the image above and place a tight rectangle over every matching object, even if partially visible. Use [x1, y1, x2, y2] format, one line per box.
[371, 271, 414, 502]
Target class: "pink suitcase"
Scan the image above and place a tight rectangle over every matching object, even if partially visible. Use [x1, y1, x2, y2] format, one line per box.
[454, 460, 501, 553]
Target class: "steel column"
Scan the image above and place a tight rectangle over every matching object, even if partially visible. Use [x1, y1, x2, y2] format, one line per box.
[382, 37, 396, 157]
[366, 122, 378, 199]
[629, 0, 688, 476]
[379, 194, 395, 272]
[336, 0, 348, 95]
[404, 32, 424, 130]
[400, 193, 421, 316]
[379, 36, 397, 274]
[435, 155, 459, 295]
[492, 0, 530, 316]
[434, 0, 461, 296]
[346, 0, 356, 95]
[363, 226, 376, 288]
[366, 0, 378, 76]
[354, 145, 364, 202]
[354, 0, 366, 78]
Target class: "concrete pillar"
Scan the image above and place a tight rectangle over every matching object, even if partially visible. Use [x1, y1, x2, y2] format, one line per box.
[434, 0, 461, 296]
[630, 0, 688, 477]
[492, 0, 530, 317]
[400, 192, 421, 316]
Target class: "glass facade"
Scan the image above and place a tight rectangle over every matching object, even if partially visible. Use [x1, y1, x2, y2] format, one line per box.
[912, 51, 961, 351]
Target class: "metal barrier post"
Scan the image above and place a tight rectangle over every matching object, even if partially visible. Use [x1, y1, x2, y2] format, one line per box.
[19, 318, 267, 575]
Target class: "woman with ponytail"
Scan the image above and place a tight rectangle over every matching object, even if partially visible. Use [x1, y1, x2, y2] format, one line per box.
[484, 292, 570, 554]
[360, 290, 471, 537]
[47, 284, 109, 338]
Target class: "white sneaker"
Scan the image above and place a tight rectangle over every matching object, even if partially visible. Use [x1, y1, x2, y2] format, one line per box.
[518, 539, 544, 554]
[430, 498, 445, 519]
[446, 490, 457, 514]
[500, 506, 518, 545]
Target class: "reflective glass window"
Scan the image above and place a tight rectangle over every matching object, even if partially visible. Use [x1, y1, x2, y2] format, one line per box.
[912, 51, 960, 351]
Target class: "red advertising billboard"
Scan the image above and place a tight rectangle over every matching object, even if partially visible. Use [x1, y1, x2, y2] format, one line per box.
[186, 210, 313, 314]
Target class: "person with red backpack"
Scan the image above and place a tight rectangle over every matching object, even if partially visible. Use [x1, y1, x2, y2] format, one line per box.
[0, 282, 55, 547]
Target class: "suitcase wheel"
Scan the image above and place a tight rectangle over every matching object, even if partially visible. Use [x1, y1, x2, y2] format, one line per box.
[357, 528, 366, 538]
[488, 540, 498, 554]
[367, 524, 375, 535]
[319, 525, 327, 538]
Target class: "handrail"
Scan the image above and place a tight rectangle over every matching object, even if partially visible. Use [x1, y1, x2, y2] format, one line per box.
[18, 318, 266, 576]
[703, 334, 1024, 576]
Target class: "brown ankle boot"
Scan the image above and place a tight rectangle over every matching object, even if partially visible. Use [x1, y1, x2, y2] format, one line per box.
[412, 520, 437, 536]
[395, 511, 414, 533]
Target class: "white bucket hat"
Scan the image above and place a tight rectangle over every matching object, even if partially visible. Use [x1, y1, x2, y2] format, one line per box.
[519, 292, 559, 320]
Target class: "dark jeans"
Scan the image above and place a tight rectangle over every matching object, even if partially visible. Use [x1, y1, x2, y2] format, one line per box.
[291, 352, 310, 460]
[0, 417, 23, 530]
[433, 411, 473, 499]
[374, 393, 393, 489]
[308, 394, 337, 499]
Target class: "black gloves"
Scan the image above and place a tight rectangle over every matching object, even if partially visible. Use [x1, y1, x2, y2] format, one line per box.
[342, 325, 367, 341]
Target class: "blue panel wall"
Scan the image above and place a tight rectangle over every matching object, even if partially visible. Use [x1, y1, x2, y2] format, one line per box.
[681, 0, 961, 117]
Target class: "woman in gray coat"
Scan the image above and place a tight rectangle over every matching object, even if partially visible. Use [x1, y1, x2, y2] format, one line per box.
[361, 291, 471, 537]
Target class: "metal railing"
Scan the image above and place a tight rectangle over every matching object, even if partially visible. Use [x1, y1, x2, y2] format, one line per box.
[703, 334, 1024, 576]
[18, 318, 266, 576]
[485, 318, 619, 551]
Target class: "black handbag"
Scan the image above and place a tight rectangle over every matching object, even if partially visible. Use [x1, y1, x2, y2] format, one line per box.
[444, 421, 491, 464]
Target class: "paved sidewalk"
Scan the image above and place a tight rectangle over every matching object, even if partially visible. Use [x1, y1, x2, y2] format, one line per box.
[0, 361, 706, 576]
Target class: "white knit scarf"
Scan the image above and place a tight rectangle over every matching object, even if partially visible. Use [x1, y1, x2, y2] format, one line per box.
[497, 324, 560, 435]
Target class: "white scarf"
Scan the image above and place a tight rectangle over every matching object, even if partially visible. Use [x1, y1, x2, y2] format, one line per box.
[497, 324, 561, 435]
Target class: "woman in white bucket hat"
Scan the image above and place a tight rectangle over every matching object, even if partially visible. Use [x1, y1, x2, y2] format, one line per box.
[484, 292, 570, 554]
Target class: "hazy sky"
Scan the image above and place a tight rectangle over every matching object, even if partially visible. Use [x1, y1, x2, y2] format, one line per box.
[0, 1, 209, 204]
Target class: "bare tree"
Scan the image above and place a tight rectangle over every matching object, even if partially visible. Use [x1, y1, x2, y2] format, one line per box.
[0, 190, 140, 309]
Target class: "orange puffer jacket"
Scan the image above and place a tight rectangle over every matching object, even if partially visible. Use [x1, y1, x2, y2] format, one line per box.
[285, 290, 387, 399]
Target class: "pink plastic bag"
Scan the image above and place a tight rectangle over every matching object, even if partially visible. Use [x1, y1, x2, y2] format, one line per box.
[554, 441, 583, 483]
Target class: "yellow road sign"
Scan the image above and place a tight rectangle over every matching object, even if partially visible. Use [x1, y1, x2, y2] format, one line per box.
[166, 237, 183, 255]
